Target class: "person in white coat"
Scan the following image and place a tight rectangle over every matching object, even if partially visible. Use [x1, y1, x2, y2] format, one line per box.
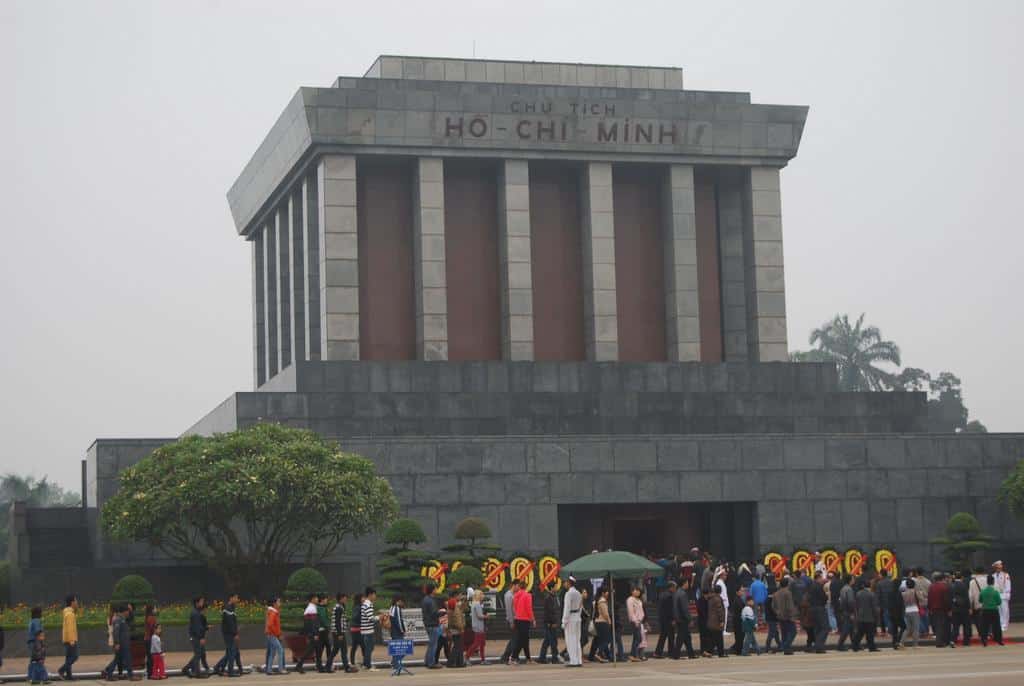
[561, 576, 583, 667]
[993, 561, 1011, 632]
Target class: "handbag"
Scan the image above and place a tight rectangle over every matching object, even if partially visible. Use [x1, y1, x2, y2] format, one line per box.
[588, 620, 596, 635]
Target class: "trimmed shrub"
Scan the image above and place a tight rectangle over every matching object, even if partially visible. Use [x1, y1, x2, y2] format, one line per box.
[110, 574, 156, 608]
[281, 567, 328, 634]
[284, 567, 328, 601]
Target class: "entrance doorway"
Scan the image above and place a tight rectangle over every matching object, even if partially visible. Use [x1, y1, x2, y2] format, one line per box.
[557, 502, 756, 563]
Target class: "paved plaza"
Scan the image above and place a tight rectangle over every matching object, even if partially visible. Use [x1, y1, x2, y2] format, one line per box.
[5, 644, 1020, 685]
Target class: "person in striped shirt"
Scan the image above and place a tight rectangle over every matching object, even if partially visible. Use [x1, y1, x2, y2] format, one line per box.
[360, 588, 379, 670]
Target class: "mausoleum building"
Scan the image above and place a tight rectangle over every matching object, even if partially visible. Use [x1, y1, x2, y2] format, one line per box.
[8, 57, 1022, 604]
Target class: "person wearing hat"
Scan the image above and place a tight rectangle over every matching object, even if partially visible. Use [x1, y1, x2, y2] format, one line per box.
[992, 561, 1011, 632]
[561, 576, 583, 667]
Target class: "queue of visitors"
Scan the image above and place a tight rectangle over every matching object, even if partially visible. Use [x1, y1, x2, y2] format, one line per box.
[6, 554, 1013, 681]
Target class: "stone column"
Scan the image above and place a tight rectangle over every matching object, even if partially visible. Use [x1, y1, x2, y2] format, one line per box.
[262, 218, 278, 378]
[288, 188, 306, 365]
[744, 167, 788, 361]
[317, 154, 359, 361]
[662, 164, 700, 361]
[498, 160, 533, 360]
[275, 205, 292, 371]
[717, 173, 749, 361]
[413, 157, 448, 360]
[580, 162, 618, 361]
[301, 173, 321, 361]
[251, 230, 266, 387]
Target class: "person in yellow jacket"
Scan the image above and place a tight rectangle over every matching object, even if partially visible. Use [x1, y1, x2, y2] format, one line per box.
[58, 595, 79, 681]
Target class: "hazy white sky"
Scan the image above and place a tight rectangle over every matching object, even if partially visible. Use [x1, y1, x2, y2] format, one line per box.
[2, 0, 1021, 490]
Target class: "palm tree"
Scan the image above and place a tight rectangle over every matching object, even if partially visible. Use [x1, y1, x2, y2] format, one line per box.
[807, 313, 901, 391]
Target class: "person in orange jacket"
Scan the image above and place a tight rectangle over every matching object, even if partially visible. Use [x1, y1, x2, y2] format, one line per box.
[264, 597, 284, 675]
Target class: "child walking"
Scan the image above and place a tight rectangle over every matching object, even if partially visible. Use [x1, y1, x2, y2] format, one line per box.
[150, 624, 166, 680]
[741, 598, 761, 656]
[29, 629, 50, 684]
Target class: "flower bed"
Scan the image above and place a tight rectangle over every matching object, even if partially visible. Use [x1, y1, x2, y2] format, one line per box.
[0, 600, 267, 631]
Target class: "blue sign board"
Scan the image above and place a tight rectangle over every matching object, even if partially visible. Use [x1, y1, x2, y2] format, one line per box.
[387, 639, 415, 657]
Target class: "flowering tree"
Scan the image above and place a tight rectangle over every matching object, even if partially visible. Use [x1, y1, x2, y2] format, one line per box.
[101, 423, 398, 594]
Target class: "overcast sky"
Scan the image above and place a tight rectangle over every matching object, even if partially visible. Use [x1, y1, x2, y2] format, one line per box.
[2, 0, 1021, 491]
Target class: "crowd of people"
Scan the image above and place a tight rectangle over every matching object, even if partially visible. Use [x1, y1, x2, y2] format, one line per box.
[2, 554, 1013, 682]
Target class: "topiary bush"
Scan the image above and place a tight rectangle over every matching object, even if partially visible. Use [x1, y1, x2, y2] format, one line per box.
[285, 567, 329, 600]
[111, 574, 156, 608]
[385, 518, 427, 548]
[281, 567, 328, 633]
[448, 565, 483, 591]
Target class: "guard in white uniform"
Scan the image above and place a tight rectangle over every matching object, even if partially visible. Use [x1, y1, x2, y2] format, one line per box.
[993, 561, 1012, 631]
[562, 576, 583, 667]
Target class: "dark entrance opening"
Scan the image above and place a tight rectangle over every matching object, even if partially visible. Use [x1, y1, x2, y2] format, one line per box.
[558, 503, 756, 564]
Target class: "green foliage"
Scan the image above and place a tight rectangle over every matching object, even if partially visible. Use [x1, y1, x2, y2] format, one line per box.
[930, 512, 992, 570]
[796, 314, 986, 432]
[100, 424, 399, 595]
[111, 574, 156, 608]
[384, 518, 427, 548]
[449, 516, 500, 562]
[999, 459, 1024, 520]
[454, 517, 492, 542]
[804, 313, 901, 391]
[285, 567, 328, 600]
[448, 565, 483, 591]
[0, 473, 80, 558]
[377, 520, 431, 598]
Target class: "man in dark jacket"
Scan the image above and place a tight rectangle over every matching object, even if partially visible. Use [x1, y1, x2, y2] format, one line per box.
[654, 582, 676, 658]
[422, 584, 442, 669]
[852, 584, 879, 652]
[773, 578, 798, 655]
[104, 606, 138, 681]
[213, 593, 241, 677]
[182, 597, 208, 679]
[875, 571, 896, 635]
[808, 573, 829, 653]
[949, 571, 972, 647]
[537, 582, 561, 664]
[729, 586, 747, 655]
[836, 576, 857, 650]
[928, 573, 952, 647]
[672, 579, 695, 659]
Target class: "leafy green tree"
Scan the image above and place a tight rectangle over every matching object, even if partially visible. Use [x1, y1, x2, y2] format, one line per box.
[800, 313, 901, 391]
[0, 474, 80, 558]
[376, 518, 431, 597]
[999, 459, 1024, 520]
[101, 424, 398, 595]
[930, 512, 992, 570]
[892, 369, 986, 433]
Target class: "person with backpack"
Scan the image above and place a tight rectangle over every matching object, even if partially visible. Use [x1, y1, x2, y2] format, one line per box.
[950, 571, 972, 647]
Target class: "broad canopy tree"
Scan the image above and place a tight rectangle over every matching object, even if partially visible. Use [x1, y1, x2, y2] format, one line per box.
[101, 423, 398, 594]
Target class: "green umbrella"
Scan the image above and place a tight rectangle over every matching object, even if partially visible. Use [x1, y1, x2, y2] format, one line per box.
[559, 551, 665, 665]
